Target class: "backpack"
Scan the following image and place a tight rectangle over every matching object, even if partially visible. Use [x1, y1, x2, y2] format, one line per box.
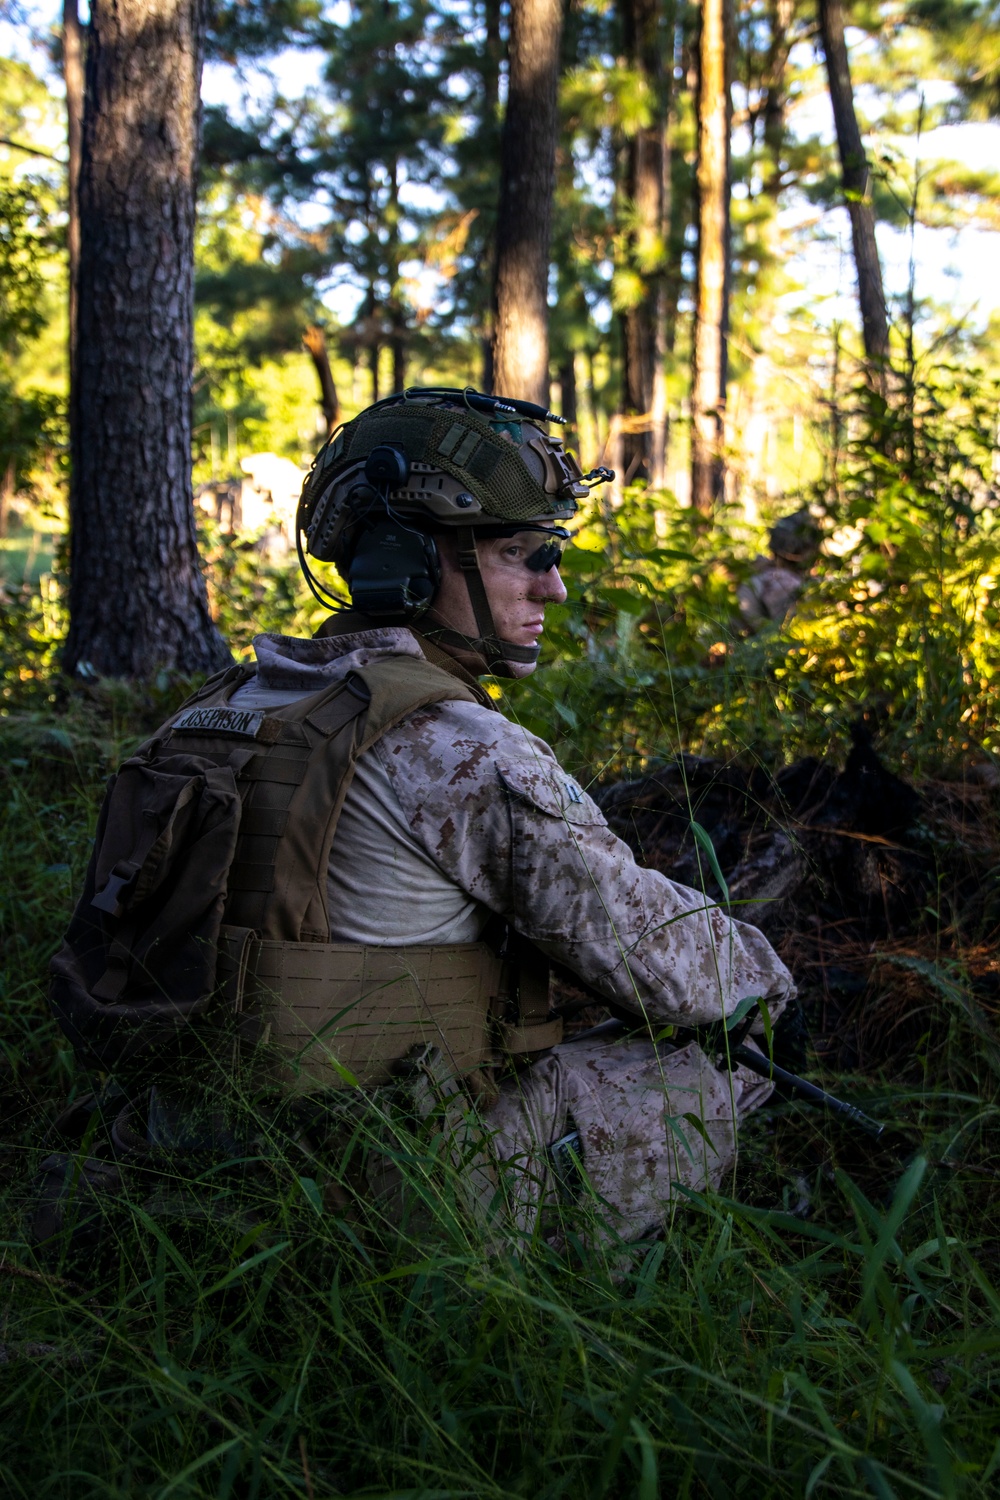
[49, 654, 479, 1078]
[49, 744, 245, 1073]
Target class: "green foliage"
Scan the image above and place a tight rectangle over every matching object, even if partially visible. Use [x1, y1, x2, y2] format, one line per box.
[1, 1144, 999, 1497]
[0, 572, 64, 703]
[206, 0, 322, 62]
[0, 165, 66, 491]
[198, 518, 330, 655]
[908, 0, 1000, 120]
[0, 381, 64, 500]
[0, 179, 55, 349]
[780, 364, 1000, 766]
[505, 356, 1000, 779]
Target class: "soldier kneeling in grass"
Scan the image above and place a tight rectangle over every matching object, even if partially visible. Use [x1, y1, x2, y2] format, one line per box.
[45, 388, 795, 1251]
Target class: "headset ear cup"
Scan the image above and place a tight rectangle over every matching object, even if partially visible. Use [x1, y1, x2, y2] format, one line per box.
[346, 520, 441, 620]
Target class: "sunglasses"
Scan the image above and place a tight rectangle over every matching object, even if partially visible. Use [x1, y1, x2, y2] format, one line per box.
[473, 523, 572, 573]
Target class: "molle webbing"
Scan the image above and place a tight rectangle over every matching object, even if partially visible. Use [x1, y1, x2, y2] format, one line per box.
[230, 938, 502, 1095]
[159, 651, 562, 1084]
[222, 692, 365, 938]
[161, 655, 479, 943]
[336, 404, 555, 522]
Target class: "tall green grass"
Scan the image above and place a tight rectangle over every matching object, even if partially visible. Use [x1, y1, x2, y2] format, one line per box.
[1, 687, 998, 1498]
[1, 1098, 999, 1496]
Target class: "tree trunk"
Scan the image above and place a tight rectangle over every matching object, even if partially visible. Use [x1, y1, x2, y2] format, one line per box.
[62, 0, 84, 393]
[387, 159, 407, 395]
[492, 0, 563, 405]
[762, 0, 793, 199]
[390, 313, 406, 394]
[480, 0, 502, 391]
[64, 0, 229, 679]
[690, 0, 733, 517]
[817, 0, 889, 374]
[0, 459, 13, 540]
[302, 324, 341, 432]
[558, 354, 577, 426]
[619, 0, 670, 486]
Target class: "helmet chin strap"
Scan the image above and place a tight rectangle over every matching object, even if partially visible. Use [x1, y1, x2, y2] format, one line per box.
[418, 526, 540, 677]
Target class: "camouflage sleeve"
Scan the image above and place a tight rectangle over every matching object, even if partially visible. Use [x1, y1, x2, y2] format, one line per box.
[375, 700, 796, 1027]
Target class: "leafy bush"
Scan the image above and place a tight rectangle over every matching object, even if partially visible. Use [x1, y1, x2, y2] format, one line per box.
[509, 363, 1000, 780]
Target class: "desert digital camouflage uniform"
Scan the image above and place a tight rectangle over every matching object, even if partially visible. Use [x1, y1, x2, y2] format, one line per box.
[230, 627, 795, 1243]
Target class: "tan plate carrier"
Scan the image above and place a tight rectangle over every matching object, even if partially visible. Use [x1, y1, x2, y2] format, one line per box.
[159, 650, 562, 1096]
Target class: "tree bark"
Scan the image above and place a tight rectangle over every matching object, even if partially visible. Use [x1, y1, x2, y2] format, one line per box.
[492, 0, 564, 405]
[480, 0, 502, 391]
[302, 324, 341, 432]
[558, 353, 577, 426]
[619, 0, 670, 486]
[390, 313, 406, 395]
[690, 0, 733, 517]
[62, 0, 84, 394]
[0, 459, 13, 540]
[64, 0, 229, 679]
[817, 0, 889, 374]
[763, 0, 793, 198]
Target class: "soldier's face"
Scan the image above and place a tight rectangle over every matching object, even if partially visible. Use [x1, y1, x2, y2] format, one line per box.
[432, 530, 568, 677]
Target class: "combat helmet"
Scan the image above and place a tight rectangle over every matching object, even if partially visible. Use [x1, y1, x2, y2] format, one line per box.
[296, 387, 613, 673]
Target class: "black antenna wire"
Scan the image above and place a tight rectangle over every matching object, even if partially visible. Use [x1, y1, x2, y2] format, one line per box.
[296, 524, 349, 613]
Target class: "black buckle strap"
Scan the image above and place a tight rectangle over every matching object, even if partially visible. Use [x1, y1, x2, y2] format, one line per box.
[91, 860, 140, 918]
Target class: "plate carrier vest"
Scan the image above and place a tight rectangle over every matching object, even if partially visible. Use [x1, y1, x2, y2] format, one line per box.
[51, 650, 563, 1097]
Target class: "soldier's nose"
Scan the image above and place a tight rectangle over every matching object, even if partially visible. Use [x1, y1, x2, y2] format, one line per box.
[534, 565, 568, 604]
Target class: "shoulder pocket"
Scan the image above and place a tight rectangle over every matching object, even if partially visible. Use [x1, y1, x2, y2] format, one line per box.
[496, 760, 606, 826]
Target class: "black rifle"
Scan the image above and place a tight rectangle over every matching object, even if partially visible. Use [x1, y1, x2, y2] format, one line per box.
[727, 1042, 884, 1140]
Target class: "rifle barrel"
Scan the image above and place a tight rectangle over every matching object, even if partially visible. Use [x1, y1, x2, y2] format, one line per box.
[732, 1044, 885, 1141]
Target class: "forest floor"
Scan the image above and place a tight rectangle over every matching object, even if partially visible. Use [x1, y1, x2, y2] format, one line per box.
[0, 688, 997, 1497]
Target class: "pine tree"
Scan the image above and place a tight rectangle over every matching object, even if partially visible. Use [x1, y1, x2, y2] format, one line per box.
[617, 0, 671, 486]
[64, 0, 229, 678]
[817, 0, 889, 376]
[440, 0, 504, 388]
[690, 0, 734, 516]
[492, 0, 565, 404]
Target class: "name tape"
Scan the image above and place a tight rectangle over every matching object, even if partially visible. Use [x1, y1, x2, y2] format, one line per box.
[172, 705, 266, 738]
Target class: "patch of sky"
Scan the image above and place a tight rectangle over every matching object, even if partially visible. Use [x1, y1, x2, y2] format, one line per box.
[775, 45, 1000, 326]
[6, 1, 1000, 329]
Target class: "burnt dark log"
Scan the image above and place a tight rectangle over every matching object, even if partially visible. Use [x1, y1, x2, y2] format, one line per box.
[595, 729, 929, 945]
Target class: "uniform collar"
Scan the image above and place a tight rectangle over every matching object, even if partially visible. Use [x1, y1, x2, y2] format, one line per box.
[313, 610, 496, 710]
